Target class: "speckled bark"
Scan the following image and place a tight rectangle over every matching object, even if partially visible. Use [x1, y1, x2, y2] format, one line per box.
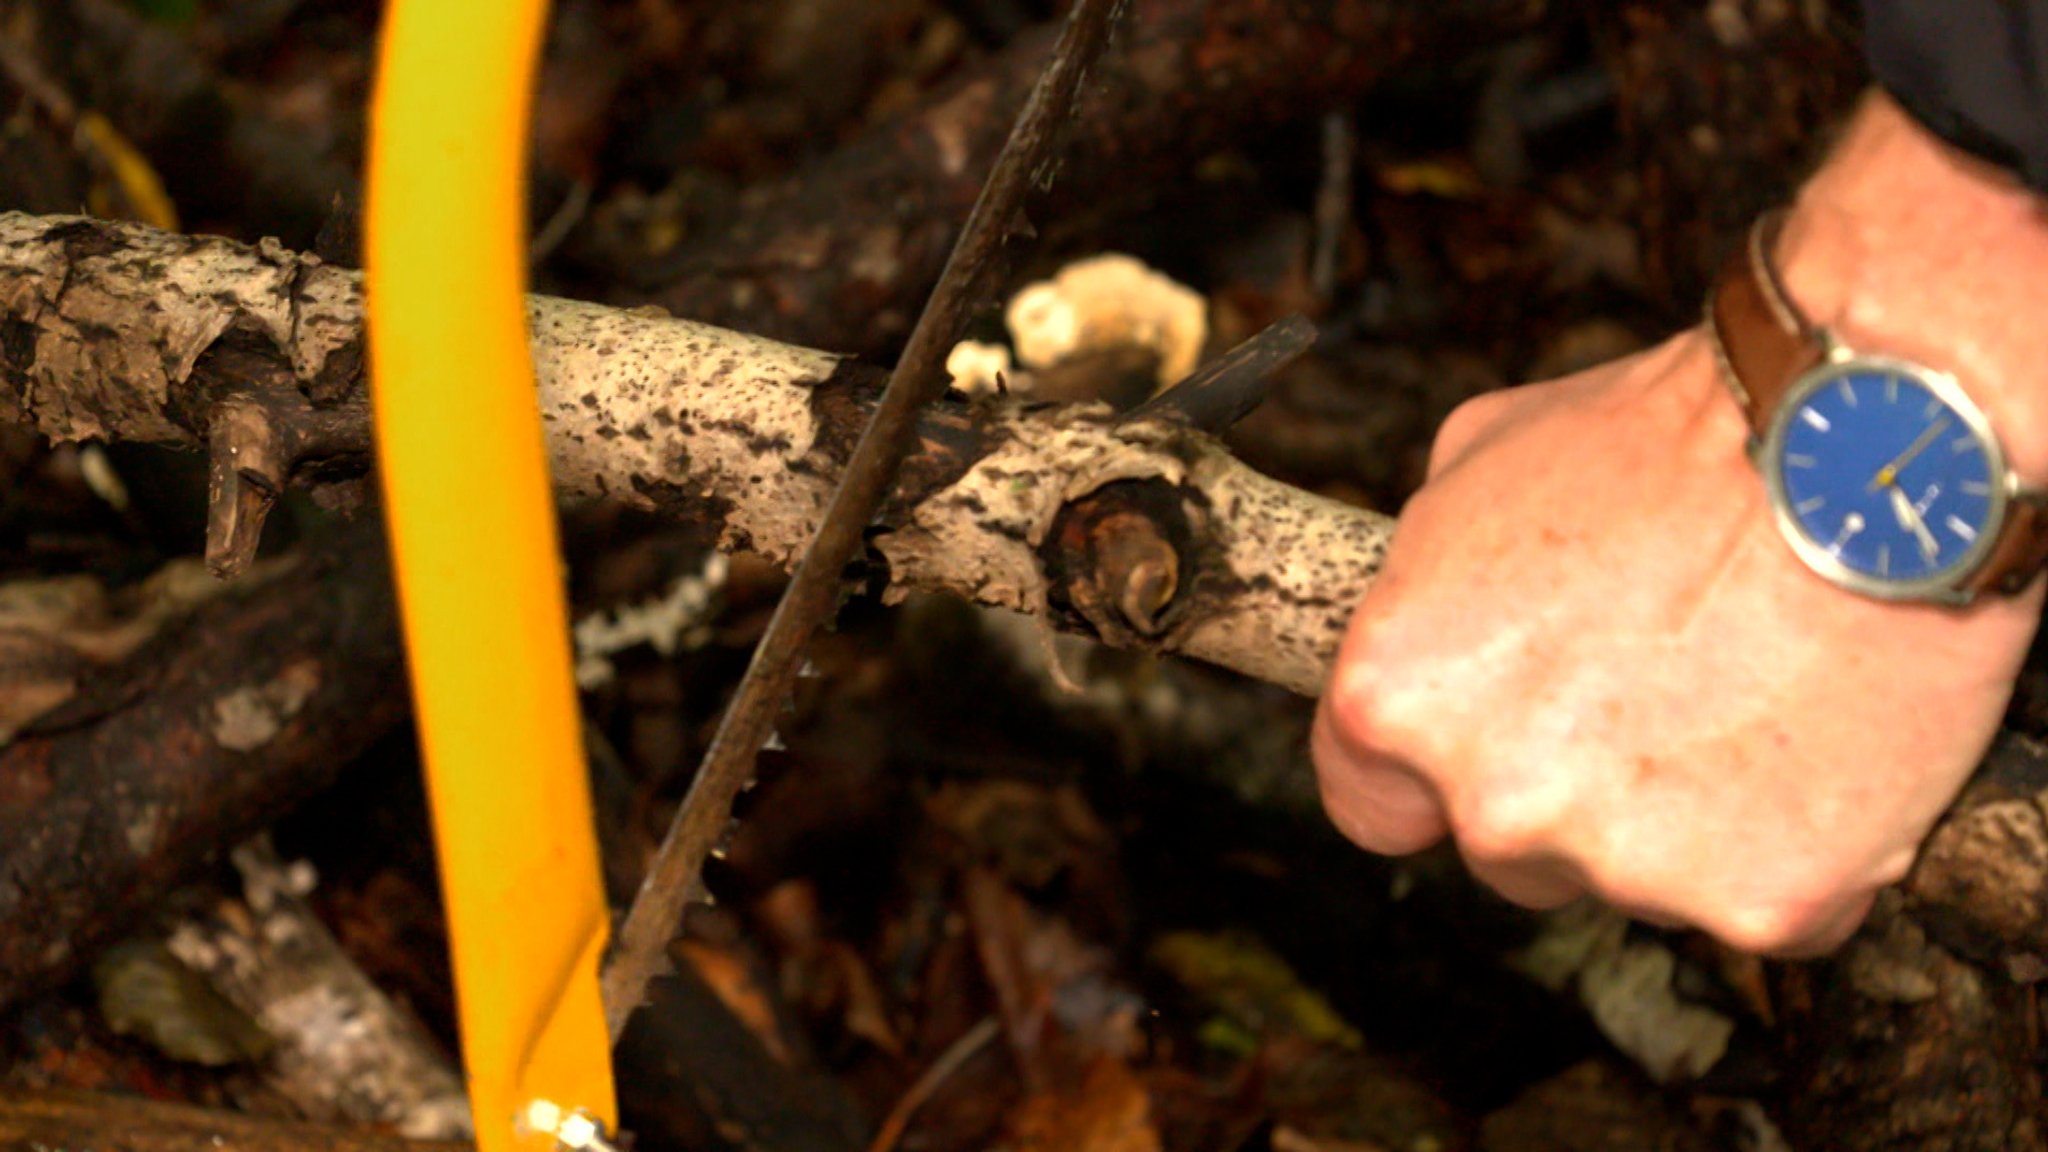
[0, 212, 1382, 695]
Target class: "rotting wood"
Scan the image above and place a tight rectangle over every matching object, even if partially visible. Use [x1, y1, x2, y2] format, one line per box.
[0, 212, 1378, 1012]
[1773, 886, 2047, 1149]
[0, 518, 406, 1009]
[0, 1088, 470, 1152]
[164, 840, 472, 1141]
[3, 213, 2047, 971]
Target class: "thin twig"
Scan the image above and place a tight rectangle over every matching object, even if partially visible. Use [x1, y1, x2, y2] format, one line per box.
[866, 1017, 1002, 1152]
[1130, 314, 1317, 433]
[1310, 111, 1354, 300]
[597, 0, 1128, 1040]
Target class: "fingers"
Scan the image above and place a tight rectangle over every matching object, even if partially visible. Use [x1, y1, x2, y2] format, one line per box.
[1315, 676, 1882, 950]
[1309, 701, 1450, 855]
[1425, 389, 1515, 479]
[1463, 856, 1587, 910]
[1759, 890, 1878, 959]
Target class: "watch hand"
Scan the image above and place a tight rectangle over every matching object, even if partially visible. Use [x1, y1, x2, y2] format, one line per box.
[1868, 416, 1952, 491]
[1889, 484, 1941, 561]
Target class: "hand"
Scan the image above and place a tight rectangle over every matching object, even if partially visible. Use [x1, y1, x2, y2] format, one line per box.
[1309, 335, 2040, 954]
[1309, 91, 2048, 956]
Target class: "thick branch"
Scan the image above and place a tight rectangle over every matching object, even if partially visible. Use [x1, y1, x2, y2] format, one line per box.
[0, 212, 1380, 694]
[0, 520, 406, 1007]
[628, 0, 1543, 359]
[0, 213, 1374, 1010]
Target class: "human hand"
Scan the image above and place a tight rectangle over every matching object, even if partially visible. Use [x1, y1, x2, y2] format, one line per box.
[1309, 93, 2048, 955]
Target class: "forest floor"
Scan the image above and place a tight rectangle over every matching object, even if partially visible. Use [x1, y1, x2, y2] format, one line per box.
[0, 2, 1947, 1150]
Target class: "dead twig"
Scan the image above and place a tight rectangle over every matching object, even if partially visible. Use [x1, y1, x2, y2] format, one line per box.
[1131, 314, 1318, 433]
[164, 840, 472, 1140]
[0, 1088, 467, 1152]
[599, 0, 1127, 1040]
[867, 1017, 1003, 1152]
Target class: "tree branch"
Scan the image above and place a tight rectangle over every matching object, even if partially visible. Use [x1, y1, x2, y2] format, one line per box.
[0, 211, 1384, 694]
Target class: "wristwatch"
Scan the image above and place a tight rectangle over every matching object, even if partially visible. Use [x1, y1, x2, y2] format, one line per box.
[1705, 211, 2048, 604]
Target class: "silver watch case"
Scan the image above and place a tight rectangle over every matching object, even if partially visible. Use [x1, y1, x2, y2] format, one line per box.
[1750, 347, 2020, 606]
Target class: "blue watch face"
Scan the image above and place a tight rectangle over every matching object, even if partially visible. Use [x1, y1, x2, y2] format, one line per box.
[1770, 364, 2000, 588]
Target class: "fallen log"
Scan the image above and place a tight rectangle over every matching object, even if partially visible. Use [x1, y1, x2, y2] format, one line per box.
[0, 518, 406, 1007]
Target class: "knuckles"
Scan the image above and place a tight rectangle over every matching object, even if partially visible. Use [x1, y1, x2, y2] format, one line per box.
[1451, 786, 1571, 869]
[1597, 853, 1875, 956]
[1426, 393, 1501, 477]
[1699, 891, 1850, 956]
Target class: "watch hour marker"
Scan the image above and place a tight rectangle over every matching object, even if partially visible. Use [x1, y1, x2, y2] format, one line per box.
[1947, 515, 1978, 542]
[1962, 480, 1994, 496]
[1924, 398, 1943, 418]
[1795, 495, 1826, 514]
[1878, 544, 1890, 577]
[1800, 409, 1831, 432]
[1886, 375, 1899, 403]
[1827, 511, 1865, 556]
[1838, 380, 1858, 407]
[1785, 452, 1817, 468]
[1952, 434, 1978, 453]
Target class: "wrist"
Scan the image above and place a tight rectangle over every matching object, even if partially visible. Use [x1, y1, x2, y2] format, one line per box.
[1772, 90, 2048, 481]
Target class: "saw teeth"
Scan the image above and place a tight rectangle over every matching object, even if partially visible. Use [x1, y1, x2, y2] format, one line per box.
[705, 814, 740, 867]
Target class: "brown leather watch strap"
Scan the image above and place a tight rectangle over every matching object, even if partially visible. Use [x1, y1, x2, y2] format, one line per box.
[1706, 212, 2048, 599]
[1967, 496, 2048, 596]
[1705, 211, 1823, 433]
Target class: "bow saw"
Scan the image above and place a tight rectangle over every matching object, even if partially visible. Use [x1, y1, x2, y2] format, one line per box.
[365, 1, 1120, 1148]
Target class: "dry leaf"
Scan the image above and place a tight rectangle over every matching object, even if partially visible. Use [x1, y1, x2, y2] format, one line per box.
[679, 939, 792, 1064]
[1003, 1055, 1162, 1152]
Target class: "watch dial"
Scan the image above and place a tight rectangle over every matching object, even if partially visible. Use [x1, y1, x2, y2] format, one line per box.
[1773, 366, 1998, 585]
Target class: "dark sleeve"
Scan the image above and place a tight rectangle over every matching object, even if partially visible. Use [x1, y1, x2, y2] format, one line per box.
[1859, 0, 2048, 192]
